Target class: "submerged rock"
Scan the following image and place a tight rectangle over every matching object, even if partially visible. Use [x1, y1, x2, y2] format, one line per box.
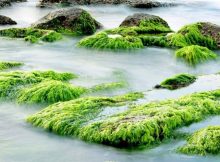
[178, 126, 220, 155]
[155, 73, 197, 90]
[175, 45, 217, 66]
[27, 88, 220, 147]
[31, 8, 102, 36]
[0, 15, 17, 25]
[0, 28, 62, 43]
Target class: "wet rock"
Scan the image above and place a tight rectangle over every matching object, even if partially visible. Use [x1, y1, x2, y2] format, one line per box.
[0, 0, 26, 8]
[31, 8, 102, 35]
[0, 15, 17, 25]
[0, 0, 11, 8]
[119, 13, 170, 28]
[39, 0, 175, 8]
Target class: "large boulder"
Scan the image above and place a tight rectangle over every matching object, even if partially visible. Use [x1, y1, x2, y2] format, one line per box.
[0, 15, 17, 25]
[119, 13, 170, 28]
[31, 8, 102, 35]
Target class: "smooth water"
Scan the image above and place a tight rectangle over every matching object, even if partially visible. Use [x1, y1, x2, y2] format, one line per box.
[0, 0, 220, 161]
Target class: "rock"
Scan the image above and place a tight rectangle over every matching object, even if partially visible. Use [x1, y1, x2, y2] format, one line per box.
[0, 0, 26, 8]
[119, 13, 170, 28]
[31, 8, 102, 35]
[39, 0, 175, 8]
[0, 0, 10, 8]
[0, 15, 17, 25]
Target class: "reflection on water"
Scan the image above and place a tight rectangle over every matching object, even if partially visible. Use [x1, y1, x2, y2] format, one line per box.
[0, 0, 220, 162]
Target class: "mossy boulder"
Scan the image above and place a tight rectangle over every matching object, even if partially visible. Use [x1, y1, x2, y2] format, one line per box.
[78, 32, 144, 50]
[175, 45, 217, 66]
[178, 126, 220, 155]
[120, 13, 170, 29]
[155, 73, 197, 90]
[168, 22, 220, 49]
[0, 15, 17, 25]
[0, 28, 62, 43]
[78, 13, 172, 50]
[0, 62, 23, 70]
[27, 88, 220, 148]
[31, 8, 102, 36]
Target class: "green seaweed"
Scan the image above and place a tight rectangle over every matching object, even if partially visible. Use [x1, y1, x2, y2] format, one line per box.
[0, 28, 62, 43]
[168, 23, 217, 49]
[175, 45, 217, 66]
[90, 81, 127, 92]
[17, 80, 87, 104]
[27, 89, 220, 148]
[155, 73, 197, 90]
[27, 92, 144, 136]
[178, 126, 220, 155]
[78, 32, 144, 50]
[0, 62, 23, 71]
[0, 70, 75, 99]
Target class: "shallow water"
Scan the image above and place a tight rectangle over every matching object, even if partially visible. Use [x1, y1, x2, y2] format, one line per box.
[0, 0, 220, 162]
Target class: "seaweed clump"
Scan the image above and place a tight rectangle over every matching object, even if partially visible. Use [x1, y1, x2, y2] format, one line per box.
[27, 88, 220, 148]
[27, 92, 144, 136]
[0, 62, 23, 71]
[175, 45, 217, 66]
[155, 73, 197, 90]
[178, 126, 220, 155]
[0, 28, 62, 43]
[168, 22, 218, 49]
[0, 70, 75, 99]
[78, 32, 144, 50]
[17, 80, 87, 104]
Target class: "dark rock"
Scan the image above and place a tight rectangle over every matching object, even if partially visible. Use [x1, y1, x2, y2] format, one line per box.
[0, 15, 17, 25]
[0, 0, 11, 8]
[119, 13, 170, 28]
[39, 0, 175, 8]
[31, 8, 102, 35]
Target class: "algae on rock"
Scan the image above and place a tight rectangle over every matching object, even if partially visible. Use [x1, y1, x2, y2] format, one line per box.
[0, 28, 62, 43]
[27, 88, 220, 148]
[178, 126, 220, 155]
[27, 92, 144, 136]
[0, 62, 23, 71]
[175, 45, 217, 66]
[155, 73, 197, 90]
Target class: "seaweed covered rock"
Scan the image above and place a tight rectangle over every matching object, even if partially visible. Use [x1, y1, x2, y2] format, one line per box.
[27, 88, 220, 147]
[0, 61, 23, 70]
[0, 28, 62, 43]
[78, 32, 144, 50]
[0, 15, 17, 25]
[27, 92, 144, 135]
[78, 13, 172, 50]
[0, 70, 75, 98]
[155, 73, 197, 90]
[120, 13, 170, 29]
[168, 22, 220, 49]
[32, 8, 101, 36]
[17, 80, 87, 104]
[178, 126, 220, 155]
[175, 45, 217, 66]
